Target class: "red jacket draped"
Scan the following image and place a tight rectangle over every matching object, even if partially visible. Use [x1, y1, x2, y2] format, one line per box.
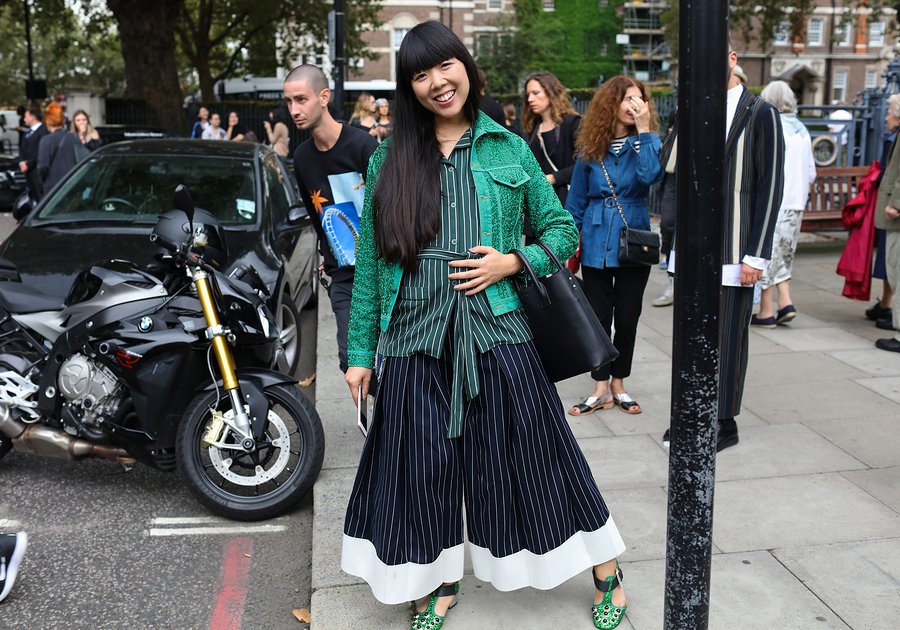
[837, 161, 881, 301]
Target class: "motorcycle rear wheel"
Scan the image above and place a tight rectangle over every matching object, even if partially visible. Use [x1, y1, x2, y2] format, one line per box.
[176, 383, 324, 521]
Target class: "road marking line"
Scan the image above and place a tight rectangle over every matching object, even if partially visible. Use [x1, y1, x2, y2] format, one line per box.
[148, 524, 287, 537]
[150, 516, 234, 525]
[0, 519, 21, 529]
[209, 537, 253, 630]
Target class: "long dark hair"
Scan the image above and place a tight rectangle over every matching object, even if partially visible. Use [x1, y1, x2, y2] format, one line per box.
[373, 21, 483, 271]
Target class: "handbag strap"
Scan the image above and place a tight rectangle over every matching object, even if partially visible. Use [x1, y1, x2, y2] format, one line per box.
[537, 128, 560, 174]
[510, 248, 550, 307]
[598, 159, 629, 229]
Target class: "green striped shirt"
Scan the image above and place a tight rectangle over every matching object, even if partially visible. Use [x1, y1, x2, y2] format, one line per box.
[379, 128, 531, 437]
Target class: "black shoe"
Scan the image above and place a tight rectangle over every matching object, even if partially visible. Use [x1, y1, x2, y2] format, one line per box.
[0, 532, 28, 603]
[866, 303, 892, 321]
[750, 315, 776, 329]
[876, 317, 897, 331]
[775, 305, 797, 325]
[662, 423, 739, 452]
[716, 420, 739, 452]
[875, 338, 900, 353]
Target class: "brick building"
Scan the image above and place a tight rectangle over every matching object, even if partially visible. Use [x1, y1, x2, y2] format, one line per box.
[734, 3, 897, 105]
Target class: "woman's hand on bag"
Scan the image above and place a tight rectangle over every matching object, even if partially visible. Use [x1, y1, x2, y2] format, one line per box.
[546, 173, 556, 185]
[448, 246, 523, 296]
[345, 367, 373, 405]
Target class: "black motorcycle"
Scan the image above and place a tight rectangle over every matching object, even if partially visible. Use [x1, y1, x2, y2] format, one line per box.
[0, 186, 324, 520]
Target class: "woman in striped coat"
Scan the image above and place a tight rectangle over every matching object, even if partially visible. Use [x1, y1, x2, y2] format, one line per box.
[342, 21, 629, 630]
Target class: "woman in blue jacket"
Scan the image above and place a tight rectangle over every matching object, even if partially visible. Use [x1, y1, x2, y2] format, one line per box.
[566, 76, 663, 417]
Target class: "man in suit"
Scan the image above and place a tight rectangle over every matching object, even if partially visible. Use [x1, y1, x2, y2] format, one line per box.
[663, 44, 785, 452]
[17, 104, 48, 203]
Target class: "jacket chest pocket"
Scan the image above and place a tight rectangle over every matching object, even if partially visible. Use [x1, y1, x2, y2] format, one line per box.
[486, 165, 530, 191]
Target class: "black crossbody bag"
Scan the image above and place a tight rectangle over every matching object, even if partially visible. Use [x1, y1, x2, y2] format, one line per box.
[599, 158, 660, 266]
[511, 241, 617, 382]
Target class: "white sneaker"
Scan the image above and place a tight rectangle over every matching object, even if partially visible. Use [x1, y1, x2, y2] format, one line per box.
[0, 532, 27, 603]
[652, 284, 673, 307]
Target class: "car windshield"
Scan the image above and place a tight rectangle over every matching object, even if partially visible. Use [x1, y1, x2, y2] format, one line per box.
[36, 153, 258, 225]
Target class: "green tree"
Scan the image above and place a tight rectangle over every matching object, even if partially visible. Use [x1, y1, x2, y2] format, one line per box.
[176, 0, 383, 103]
[476, 0, 621, 95]
[0, 0, 124, 105]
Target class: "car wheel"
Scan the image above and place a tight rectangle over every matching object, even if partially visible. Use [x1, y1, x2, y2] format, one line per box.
[276, 292, 301, 376]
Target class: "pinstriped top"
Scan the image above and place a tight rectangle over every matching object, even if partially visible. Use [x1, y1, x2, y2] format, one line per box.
[378, 129, 531, 438]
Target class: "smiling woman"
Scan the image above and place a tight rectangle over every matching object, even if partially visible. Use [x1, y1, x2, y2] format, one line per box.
[340, 20, 629, 630]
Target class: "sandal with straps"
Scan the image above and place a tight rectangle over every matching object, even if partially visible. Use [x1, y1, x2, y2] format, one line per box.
[592, 563, 627, 629]
[569, 392, 615, 416]
[411, 582, 459, 630]
[612, 392, 642, 415]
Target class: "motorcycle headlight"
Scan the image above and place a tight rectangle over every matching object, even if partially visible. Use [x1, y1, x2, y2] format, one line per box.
[257, 305, 271, 338]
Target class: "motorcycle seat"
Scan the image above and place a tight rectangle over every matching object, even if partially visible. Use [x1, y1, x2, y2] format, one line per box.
[0, 282, 65, 313]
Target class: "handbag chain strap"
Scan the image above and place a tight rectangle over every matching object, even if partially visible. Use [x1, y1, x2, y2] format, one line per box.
[598, 159, 629, 229]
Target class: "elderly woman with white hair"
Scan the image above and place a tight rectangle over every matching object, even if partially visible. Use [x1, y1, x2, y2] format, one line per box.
[751, 80, 817, 328]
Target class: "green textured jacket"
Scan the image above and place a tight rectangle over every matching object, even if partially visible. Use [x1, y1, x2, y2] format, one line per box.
[346, 113, 578, 369]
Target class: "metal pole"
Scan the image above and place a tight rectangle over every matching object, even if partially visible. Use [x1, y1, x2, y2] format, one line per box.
[333, 0, 346, 121]
[23, 0, 35, 82]
[664, 0, 727, 627]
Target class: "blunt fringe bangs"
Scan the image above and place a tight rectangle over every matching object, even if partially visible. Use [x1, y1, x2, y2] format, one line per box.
[373, 21, 482, 271]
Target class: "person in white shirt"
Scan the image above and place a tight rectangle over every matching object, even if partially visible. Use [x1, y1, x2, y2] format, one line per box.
[752, 80, 816, 327]
[201, 113, 226, 140]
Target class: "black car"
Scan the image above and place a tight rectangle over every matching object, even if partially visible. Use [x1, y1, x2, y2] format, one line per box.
[0, 153, 26, 211]
[0, 139, 318, 373]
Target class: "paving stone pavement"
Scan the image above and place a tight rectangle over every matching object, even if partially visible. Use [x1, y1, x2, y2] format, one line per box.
[309, 241, 900, 630]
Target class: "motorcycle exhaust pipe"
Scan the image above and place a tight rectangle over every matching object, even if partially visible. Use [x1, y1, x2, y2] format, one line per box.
[0, 404, 136, 465]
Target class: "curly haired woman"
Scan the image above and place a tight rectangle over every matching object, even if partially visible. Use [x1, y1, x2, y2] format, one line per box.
[565, 76, 663, 417]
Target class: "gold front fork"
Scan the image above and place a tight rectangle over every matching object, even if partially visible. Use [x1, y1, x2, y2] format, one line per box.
[193, 269, 254, 447]
[194, 270, 238, 390]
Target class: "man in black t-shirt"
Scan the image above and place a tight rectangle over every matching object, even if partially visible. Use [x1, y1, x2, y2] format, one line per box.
[284, 65, 378, 374]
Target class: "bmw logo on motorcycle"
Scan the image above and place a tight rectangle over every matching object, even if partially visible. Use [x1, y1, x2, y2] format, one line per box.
[138, 316, 153, 332]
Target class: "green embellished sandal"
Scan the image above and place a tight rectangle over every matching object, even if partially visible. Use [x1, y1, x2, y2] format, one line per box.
[591, 564, 627, 629]
[411, 582, 459, 630]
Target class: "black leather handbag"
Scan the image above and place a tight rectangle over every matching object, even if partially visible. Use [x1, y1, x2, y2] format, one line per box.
[599, 159, 660, 266]
[618, 227, 660, 266]
[511, 241, 618, 382]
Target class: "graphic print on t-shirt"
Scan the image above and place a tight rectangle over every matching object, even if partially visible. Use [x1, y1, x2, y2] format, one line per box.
[318, 171, 366, 267]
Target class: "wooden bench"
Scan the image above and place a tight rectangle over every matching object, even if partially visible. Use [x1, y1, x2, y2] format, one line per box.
[801, 165, 870, 231]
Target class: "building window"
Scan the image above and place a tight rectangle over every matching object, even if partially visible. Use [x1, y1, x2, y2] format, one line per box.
[488, 0, 503, 10]
[833, 69, 848, 103]
[866, 68, 879, 89]
[834, 19, 852, 47]
[807, 18, 824, 46]
[869, 21, 885, 47]
[392, 28, 409, 80]
[773, 21, 790, 46]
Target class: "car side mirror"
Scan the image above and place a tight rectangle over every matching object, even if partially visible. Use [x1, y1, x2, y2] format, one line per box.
[288, 203, 309, 224]
[12, 192, 31, 222]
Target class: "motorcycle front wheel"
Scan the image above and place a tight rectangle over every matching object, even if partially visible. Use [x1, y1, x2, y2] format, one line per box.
[176, 383, 324, 521]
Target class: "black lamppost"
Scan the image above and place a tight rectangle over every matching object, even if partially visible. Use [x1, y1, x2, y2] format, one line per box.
[665, 0, 728, 626]
[332, 0, 345, 121]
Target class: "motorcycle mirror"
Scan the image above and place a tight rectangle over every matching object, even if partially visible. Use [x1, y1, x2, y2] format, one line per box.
[173, 185, 196, 233]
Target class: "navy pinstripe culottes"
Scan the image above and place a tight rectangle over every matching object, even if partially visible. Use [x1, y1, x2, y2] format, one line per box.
[341, 341, 625, 604]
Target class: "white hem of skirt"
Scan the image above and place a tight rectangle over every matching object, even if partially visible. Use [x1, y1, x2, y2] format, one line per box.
[342, 536, 466, 605]
[470, 517, 626, 592]
[341, 517, 625, 604]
